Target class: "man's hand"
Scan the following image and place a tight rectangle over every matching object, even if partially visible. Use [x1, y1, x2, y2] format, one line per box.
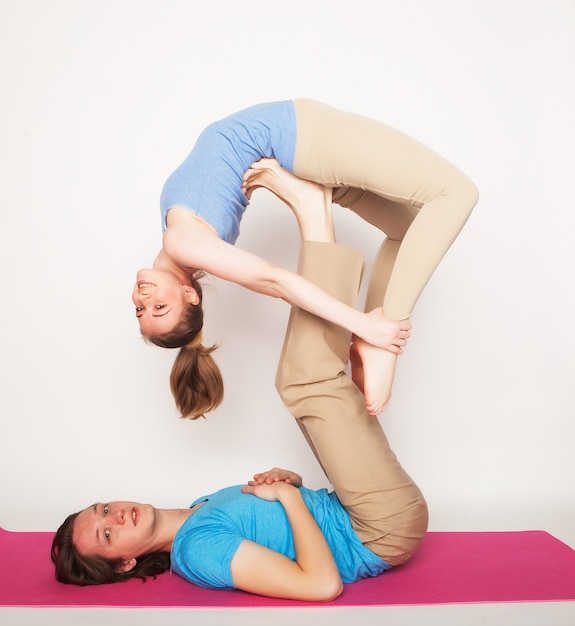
[248, 467, 303, 488]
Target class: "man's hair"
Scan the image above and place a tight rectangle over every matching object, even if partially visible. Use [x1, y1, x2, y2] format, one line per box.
[50, 511, 170, 586]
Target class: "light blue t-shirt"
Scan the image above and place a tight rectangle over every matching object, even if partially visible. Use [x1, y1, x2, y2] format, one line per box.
[170, 485, 390, 590]
[160, 100, 297, 244]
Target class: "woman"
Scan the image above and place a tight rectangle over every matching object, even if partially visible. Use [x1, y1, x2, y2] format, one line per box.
[53, 177, 428, 600]
[134, 99, 478, 418]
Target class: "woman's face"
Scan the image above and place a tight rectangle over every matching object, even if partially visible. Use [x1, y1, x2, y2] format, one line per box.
[132, 269, 198, 336]
[73, 501, 160, 568]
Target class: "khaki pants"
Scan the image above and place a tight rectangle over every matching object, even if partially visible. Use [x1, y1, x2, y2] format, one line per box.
[293, 98, 479, 320]
[276, 242, 428, 566]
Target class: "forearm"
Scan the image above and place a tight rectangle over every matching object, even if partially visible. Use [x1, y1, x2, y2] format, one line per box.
[235, 479, 342, 600]
[164, 225, 360, 331]
[163, 226, 405, 350]
[279, 488, 341, 588]
[261, 267, 406, 352]
[267, 267, 364, 335]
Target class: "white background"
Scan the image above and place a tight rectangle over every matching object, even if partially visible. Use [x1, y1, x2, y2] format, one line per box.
[1, 0, 574, 561]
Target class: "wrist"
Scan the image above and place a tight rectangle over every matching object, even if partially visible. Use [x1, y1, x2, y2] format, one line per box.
[277, 482, 302, 505]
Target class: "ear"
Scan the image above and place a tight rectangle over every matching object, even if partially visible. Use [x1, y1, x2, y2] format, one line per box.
[115, 557, 137, 573]
[183, 286, 200, 305]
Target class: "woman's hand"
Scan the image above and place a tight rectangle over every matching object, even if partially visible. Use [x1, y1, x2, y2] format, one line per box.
[362, 309, 411, 354]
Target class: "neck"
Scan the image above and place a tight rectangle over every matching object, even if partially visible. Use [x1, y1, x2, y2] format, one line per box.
[152, 249, 195, 283]
[154, 508, 195, 553]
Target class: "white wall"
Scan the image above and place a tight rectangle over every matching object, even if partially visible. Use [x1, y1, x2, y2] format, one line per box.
[1, 0, 573, 548]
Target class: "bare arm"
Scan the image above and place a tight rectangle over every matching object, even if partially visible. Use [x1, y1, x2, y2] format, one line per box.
[230, 480, 343, 601]
[163, 221, 409, 352]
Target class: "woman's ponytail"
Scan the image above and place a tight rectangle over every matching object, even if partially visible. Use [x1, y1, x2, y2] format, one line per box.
[143, 272, 223, 418]
[170, 335, 224, 419]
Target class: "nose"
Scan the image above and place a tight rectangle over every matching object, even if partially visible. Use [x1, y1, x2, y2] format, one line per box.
[132, 290, 150, 307]
[111, 508, 126, 525]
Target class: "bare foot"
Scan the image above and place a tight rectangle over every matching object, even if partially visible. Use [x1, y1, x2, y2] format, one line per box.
[351, 338, 397, 415]
[243, 158, 334, 242]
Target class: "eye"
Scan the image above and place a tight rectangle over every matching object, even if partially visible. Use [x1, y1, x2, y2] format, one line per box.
[135, 306, 144, 313]
[103, 505, 109, 515]
[104, 530, 111, 542]
[154, 304, 166, 310]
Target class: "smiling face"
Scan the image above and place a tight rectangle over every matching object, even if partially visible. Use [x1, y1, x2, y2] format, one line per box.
[73, 501, 161, 570]
[132, 269, 199, 336]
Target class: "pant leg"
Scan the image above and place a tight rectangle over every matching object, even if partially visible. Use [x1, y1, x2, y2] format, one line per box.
[275, 241, 428, 566]
[331, 189, 411, 313]
[293, 98, 479, 320]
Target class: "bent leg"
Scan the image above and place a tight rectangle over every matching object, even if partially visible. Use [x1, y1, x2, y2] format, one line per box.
[293, 99, 477, 414]
[276, 241, 428, 565]
[293, 98, 479, 321]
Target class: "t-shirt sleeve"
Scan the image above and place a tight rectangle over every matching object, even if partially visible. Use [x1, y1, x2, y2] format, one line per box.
[174, 526, 244, 589]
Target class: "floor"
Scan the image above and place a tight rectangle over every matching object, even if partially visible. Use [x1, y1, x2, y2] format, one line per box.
[4, 525, 575, 625]
[2, 603, 575, 625]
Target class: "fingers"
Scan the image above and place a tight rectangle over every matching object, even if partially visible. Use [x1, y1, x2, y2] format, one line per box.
[252, 468, 300, 486]
[253, 470, 282, 484]
[393, 326, 411, 352]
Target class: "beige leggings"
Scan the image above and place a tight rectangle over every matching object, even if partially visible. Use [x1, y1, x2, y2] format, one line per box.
[276, 242, 428, 566]
[293, 99, 479, 320]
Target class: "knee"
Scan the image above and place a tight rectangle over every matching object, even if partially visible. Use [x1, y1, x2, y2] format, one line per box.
[275, 368, 302, 415]
[275, 375, 313, 418]
[395, 497, 429, 565]
[274, 369, 288, 404]
[275, 358, 331, 411]
[429, 175, 478, 230]
[454, 175, 480, 216]
[366, 496, 429, 567]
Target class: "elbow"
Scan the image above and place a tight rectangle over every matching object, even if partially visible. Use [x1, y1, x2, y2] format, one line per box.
[312, 574, 343, 602]
[327, 578, 344, 601]
[257, 277, 285, 300]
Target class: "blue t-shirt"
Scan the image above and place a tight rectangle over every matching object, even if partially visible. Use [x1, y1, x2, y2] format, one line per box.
[160, 100, 297, 244]
[170, 485, 390, 590]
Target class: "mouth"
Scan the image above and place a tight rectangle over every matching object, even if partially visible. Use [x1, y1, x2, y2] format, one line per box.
[137, 281, 156, 289]
[132, 507, 139, 526]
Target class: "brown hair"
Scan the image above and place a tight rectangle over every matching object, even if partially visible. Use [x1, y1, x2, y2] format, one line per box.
[51, 512, 170, 586]
[170, 337, 224, 419]
[143, 272, 224, 419]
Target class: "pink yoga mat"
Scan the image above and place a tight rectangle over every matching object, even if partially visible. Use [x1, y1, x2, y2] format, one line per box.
[1, 528, 574, 607]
